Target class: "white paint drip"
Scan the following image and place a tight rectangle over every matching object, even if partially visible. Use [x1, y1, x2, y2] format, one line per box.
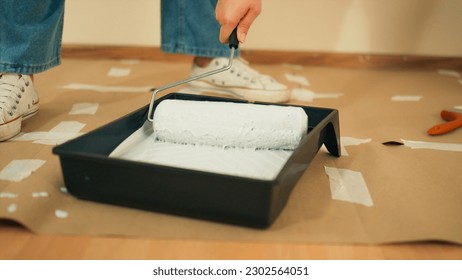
[69, 103, 99, 115]
[0, 159, 46, 182]
[10, 121, 85, 145]
[60, 186, 68, 193]
[107, 67, 131, 77]
[32, 192, 49, 198]
[0, 192, 18, 198]
[55, 209, 69, 219]
[7, 203, 17, 213]
[324, 166, 373, 207]
[391, 95, 423, 101]
[438, 69, 460, 78]
[284, 73, 310, 86]
[402, 139, 462, 152]
[291, 88, 343, 102]
[61, 83, 153, 93]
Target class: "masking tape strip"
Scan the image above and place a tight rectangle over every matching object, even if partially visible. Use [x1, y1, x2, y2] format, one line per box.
[291, 88, 343, 102]
[391, 95, 423, 101]
[321, 136, 371, 156]
[0, 159, 46, 182]
[340, 137, 372, 156]
[107, 67, 131, 77]
[284, 73, 310, 86]
[402, 139, 462, 152]
[11, 121, 85, 145]
[61, 83, 152, 93]
[437, 69, 460, 78]
[324, 166, 373, 207]
[0, 192, 18, 198]
[32, 192, 49, 198]
[69, 103, 99, 115]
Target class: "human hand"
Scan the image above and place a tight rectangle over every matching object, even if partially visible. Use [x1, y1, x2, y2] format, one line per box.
[215, 0, 261, 44]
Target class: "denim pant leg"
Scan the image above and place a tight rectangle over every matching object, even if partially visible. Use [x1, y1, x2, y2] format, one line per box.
[160, 0, 238, 58]
[0, 0, 65, 74]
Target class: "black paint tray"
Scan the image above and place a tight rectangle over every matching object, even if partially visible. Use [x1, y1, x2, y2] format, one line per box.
[53, 93, 341, 228]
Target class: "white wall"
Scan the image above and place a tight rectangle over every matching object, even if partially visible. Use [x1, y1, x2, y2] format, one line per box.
[63, 0, 462, 57]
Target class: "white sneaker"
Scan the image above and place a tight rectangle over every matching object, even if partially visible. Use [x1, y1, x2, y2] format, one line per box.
[0, 73, 39, 141]
[188, 58, 290, 103]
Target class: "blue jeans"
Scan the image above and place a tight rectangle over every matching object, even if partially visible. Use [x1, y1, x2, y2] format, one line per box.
[0, 0, 237, 75]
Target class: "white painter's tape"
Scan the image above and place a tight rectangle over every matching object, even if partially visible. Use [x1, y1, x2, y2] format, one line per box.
[69, 103, 99, 115]
[391, 95, 423, 101]
[7, 203, 17, 213]
[0, 159, 46, 182]
[0, 192, 18, 198]
[11, 121, 85, 145]
[55, 209, 69, 219]
[284, 73, 310, 86]
[402, 139, 462, 152]
[291, 88, 343, 102]
[324, 166, 373, 207]
[50, 121, 85, 133]
[438, 69, 460, 78]
[32, 192, 49, 198]
[341, 137, 372, 156]
[107, 67, 131, 77]
[321, 136, 371, 156]
[61, 83, 152, 93]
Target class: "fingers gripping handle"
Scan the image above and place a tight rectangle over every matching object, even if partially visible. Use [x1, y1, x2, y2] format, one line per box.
[229, 27, 239, 50]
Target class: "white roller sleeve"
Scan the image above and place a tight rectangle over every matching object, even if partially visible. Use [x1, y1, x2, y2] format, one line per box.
[152, 100, 308, 150]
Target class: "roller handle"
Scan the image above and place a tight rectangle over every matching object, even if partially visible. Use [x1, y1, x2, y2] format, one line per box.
[229, 27, 239, 50]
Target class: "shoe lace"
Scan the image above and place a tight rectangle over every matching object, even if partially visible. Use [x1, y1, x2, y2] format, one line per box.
[230, 58, 274, 84]
[0, 73, 27, 116]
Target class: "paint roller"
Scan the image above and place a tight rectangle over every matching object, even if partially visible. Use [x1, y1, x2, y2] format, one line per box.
[147, 29, 308, 150]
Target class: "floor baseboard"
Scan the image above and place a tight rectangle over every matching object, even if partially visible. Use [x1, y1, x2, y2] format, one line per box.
[62, 45, 462, 70]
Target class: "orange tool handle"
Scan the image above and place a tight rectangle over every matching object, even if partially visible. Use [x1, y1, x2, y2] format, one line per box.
[427, 110, 462, 135]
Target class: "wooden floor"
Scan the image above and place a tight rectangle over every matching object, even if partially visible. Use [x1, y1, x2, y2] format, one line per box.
[1, 220, 461, 259]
